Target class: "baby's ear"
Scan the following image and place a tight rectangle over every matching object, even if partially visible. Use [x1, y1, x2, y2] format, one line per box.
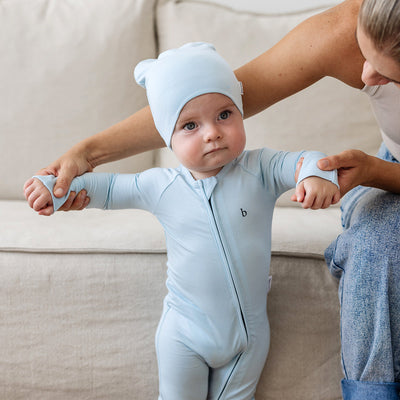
[134, 59, 156, 88]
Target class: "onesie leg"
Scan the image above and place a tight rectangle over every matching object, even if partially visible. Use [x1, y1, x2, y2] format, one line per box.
[208, 319, 270, 400]
[326, 183, 400, 399]
[156, 306, 209, 400]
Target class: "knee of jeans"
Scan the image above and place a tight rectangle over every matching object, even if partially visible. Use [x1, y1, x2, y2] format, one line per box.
[325, 240, 344, 278]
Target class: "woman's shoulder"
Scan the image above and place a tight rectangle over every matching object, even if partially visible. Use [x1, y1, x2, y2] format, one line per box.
[311, 0, 365, 88]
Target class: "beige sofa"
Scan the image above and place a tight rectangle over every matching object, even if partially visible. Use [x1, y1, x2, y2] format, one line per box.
[1, 1, 381, 399]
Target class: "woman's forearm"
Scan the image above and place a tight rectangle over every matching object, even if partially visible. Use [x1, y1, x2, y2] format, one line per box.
[34, 105, 165, 200]
[80, 106, 165, 169]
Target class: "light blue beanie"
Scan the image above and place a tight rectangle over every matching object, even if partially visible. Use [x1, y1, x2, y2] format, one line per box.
[134, 42, 243, 148]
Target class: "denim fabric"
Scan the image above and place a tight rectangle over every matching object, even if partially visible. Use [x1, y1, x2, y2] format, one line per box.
[325, 143, 400, 399]
[342, 380, 400, 400]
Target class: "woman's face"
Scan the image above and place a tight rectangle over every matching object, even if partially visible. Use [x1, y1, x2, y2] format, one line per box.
[357, 25, 400, 88]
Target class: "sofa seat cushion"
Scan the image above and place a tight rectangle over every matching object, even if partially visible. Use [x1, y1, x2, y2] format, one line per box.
[2, 201, 165, 254]
[2, 201, 342, 257]
[272, 206, 342, 257]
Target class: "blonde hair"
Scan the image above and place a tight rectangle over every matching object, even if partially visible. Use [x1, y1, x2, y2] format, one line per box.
[359, 0, 400, 63]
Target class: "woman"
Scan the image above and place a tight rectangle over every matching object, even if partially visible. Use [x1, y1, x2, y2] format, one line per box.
[32, 0, 400, 398]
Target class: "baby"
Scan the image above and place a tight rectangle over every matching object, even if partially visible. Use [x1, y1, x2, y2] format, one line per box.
[25, 43, 339, 400]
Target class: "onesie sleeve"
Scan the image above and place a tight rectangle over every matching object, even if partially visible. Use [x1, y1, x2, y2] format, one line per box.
[33, 170, 161, 212]
[258, 148, 338, 199]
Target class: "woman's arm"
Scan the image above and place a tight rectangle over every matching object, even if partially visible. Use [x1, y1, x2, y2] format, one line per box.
[38, 106, 165, 203]
[81, 106, 165, 168]
[236, 0, 365, 118]
[38, 0, 366, 205]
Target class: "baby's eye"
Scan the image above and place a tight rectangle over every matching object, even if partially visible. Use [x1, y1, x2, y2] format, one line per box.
[184, 122, 197, 131]
[219, 110, 231, 120]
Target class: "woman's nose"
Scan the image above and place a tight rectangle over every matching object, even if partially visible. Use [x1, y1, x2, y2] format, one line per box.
[361, 61, 391, 86]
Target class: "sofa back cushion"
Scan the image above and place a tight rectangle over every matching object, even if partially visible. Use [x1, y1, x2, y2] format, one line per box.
[155, 0, 381, 176]
[1, 0, 157, 200]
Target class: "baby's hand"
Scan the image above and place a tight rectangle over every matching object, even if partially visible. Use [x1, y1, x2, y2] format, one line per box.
[24, 178, 54, 216]
[291, 176, 340, 209]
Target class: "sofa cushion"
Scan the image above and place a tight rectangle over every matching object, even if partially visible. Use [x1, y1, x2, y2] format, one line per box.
[155, 0, 382, 207]
[1, 201, 341, 257]
[1, 0, 157, 200]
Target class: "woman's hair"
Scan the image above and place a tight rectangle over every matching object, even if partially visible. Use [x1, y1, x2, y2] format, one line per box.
[359, 0, 400, 63]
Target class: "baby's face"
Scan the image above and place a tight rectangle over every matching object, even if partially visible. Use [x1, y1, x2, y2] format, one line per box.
[171, 93, 246, 180]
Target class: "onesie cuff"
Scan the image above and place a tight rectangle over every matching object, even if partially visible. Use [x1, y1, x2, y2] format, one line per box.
[296, 151, 339, 188]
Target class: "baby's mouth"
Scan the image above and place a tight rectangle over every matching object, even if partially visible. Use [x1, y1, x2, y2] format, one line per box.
[205, 147, 225, 156]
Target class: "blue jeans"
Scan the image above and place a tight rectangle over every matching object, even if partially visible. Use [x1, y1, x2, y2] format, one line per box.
[325, 143, 400, 400]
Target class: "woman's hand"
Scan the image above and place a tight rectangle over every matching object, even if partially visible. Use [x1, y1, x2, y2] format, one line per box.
[30, 148, 92, 211]
[317, 149, 372, 196]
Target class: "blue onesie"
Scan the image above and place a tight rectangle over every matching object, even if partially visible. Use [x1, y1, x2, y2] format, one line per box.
[36, 148, 337, 400]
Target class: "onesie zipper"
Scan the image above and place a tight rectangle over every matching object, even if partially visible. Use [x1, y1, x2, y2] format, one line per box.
[199, 180, 248, 346]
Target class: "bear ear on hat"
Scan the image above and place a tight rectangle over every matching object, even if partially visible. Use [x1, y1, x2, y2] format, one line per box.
[134, 58, 156, 88]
